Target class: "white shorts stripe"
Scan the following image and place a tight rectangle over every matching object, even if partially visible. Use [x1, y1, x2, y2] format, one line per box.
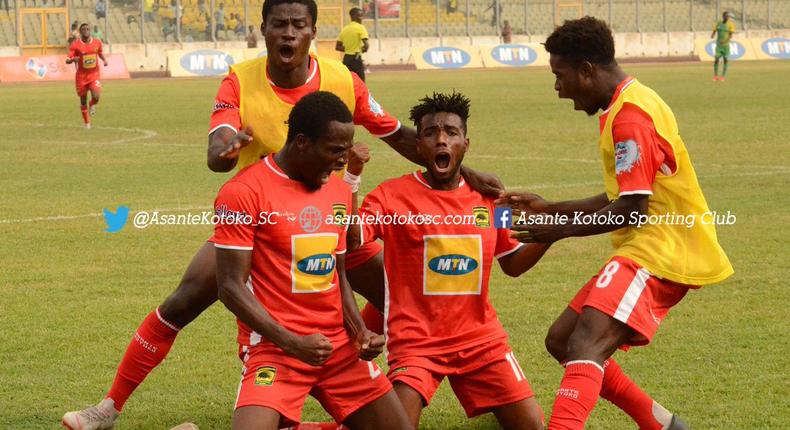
[510, 352, 526, 380]
[613, 268, 651, 323]
[505, 352, 524, 381]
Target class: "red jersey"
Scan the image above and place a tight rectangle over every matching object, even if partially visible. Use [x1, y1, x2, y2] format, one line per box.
[359, 172, 523, 361]
[68, 37, 103, 84]
[209, 55, 400, 137]
[211, 155, 352, 350]
[599, 77, 677, 197]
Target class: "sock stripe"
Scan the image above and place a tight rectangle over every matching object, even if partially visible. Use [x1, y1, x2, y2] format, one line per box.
[565, 360, 605, 373]
[155, 307, 181, 332]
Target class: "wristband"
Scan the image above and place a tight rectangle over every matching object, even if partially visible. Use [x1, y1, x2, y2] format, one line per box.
[343, 171, 361, 193]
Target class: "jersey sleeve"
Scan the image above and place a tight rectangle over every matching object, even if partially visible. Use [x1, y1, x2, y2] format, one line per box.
[359, 25, 369, 40]
[211, 180, 260, 250]
[728, 21, 736, 33]
[97, 40, 103, 56]
[357, 185, 387, 245]
[68, 42, 78, 59]
[611, 103, 673, 196]
[351, 73, 401, 138]
[209, 72, 243, 135]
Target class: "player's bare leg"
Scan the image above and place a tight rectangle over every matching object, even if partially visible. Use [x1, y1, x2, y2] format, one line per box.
[88, 86, 101, 117]
[79, 94, 90, 128]
[492, 397, 544, 430]
[232, 405, 281, 430]
[392, 382, 424, 429]
[342, 390, 412, 430]
[544, 307, 688, 429]
[64, 245, 388, 429]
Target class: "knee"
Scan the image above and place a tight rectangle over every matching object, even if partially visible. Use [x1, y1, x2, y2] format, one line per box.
[544, 328, 567, 362]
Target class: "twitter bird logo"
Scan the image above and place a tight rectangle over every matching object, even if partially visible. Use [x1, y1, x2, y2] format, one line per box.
[103, 206, 130, 233]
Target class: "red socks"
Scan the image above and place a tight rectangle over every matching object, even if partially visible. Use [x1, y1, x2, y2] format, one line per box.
[360, 302, 384, 335]
[80, 105, 89, 124]
[288, 424, 345, 430]
[600, 359, 672, 430]
[106, 308, 180, 411]
[548, 360, 604, 430]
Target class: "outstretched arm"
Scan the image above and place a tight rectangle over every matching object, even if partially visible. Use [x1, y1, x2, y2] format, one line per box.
[207, 126, 253, 172]
[498, 243, 550, 277]
[505, 193, 648, 244]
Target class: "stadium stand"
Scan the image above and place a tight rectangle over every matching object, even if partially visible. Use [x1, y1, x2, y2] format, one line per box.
[0, 0, 788, 47]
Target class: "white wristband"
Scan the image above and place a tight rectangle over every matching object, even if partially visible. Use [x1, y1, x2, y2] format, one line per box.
[343, 171, 361, 193]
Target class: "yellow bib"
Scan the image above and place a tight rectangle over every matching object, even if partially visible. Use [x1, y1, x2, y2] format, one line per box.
[231, 55, 356, 170]
[599, 80, 733, 286]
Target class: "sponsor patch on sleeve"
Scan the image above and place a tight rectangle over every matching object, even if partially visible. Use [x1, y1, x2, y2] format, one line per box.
[614, 139, 641, 175]
[213, 101, 238, 113]
[368, 94, 384, 117]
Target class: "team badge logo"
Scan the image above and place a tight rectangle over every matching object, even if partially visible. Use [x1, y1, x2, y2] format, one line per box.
[298, 205, 322, 233]
[254, 366, 276, 386]
[614, 139, 640, 175]
[472, 206, 490, 228]
[332, 203, 347, 225]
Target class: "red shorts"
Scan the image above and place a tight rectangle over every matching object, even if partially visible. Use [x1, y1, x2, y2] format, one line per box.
[235, 340, 392, 427]
[345, 240, 381, 270]
[76, 79, 101, 97]
[387, 340, 534, 417]
[569, 256, 696, 347]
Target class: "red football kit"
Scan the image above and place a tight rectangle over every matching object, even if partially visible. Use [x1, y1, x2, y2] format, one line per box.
[68, 37, 103, 97]
[358, 171, 535, 417]
[211, 155, 390, 425]
[208, 55, 396, 269]
[570, 77, 693, 347]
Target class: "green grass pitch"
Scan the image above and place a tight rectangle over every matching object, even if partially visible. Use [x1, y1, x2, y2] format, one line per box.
[1, 60, 788, 429]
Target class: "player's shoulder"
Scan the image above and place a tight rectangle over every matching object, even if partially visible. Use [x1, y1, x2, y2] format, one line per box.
[225, 160, 268, 191]
[230, 56, 266, 74]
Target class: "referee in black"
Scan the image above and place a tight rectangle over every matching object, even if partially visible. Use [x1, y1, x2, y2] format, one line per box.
[335, 7, 369, 81]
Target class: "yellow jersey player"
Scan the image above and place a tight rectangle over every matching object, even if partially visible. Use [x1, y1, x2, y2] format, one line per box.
[498, 17, 733, 430]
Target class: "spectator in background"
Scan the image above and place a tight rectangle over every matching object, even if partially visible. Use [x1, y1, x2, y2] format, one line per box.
[234, 14, 245, 37]
[245, 24, 257, 48]
[144, 0, 155, 22]
[336, 7, 369, 81]
[226, 12, 237, 37]
[95, 0, 106, 20]
[484, 0, 502, 27]
[501, 19, 512, 43]
[446, 0, 457, 14]
[214, 3, 225, 39]
[92, 24, 106, 42]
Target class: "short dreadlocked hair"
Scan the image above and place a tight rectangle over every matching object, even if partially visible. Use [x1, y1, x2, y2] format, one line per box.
[544, 16, 616, 67]
[409, 91, 471, 134]
[286, 91, 352, 144]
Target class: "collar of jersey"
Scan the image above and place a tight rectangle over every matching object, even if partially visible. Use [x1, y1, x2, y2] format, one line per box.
[266, 55, 317, 88]
[601, 76, 635, 116]
[413, 171, 466, 190]
[264, 154, 290, 180]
